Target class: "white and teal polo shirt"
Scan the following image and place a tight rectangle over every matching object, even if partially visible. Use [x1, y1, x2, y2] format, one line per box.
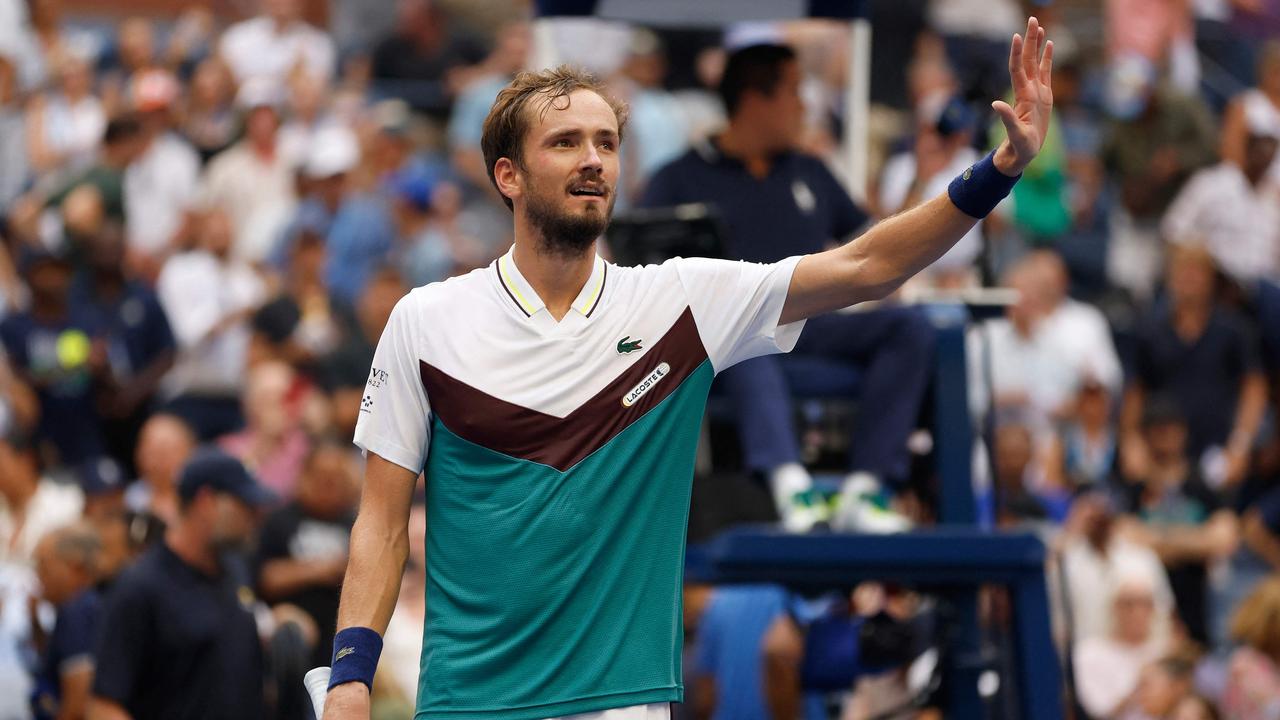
[353, 246, 805, 720]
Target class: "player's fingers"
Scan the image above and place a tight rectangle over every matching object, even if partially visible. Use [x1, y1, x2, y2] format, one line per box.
[1039, 39, 1055, 89]
[992, 100, 1020, 138]
[1022, 18, 1041, 84]
[1008, 33, 1026, 84]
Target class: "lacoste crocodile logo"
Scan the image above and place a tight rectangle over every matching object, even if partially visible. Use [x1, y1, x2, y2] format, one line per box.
[335, 647, 355, 661]
[617, 336, 643, 354]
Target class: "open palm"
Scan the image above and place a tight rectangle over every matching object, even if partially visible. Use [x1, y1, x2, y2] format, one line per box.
[992, 17, 1054, 175]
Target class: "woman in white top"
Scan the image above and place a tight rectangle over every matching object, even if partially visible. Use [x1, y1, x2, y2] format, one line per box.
[24, 49, 105, 188]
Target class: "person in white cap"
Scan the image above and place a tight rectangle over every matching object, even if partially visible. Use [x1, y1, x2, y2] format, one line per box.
[198, 77, 298, 265]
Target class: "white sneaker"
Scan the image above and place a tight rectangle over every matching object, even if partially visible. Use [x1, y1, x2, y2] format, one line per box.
[831, 472, 912, 533]
[770, 463, 828, 533]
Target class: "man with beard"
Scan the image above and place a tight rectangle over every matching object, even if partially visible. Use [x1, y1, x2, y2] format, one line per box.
[322, 18, 1053, 720]
[88, 449, 275, 720]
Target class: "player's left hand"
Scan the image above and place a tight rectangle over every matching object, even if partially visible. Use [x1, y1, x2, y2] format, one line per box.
[991, 16, 1054, 177]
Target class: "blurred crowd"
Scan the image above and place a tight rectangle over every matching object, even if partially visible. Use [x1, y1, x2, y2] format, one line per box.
[0, 0, 1279, 718]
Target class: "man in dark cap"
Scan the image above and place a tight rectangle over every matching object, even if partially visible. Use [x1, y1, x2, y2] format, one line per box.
[89, 449, 276, 720]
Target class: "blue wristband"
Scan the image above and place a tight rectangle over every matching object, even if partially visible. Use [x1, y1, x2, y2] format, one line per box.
[946, 150, 1020, 219]
[328, 627, 383, 692]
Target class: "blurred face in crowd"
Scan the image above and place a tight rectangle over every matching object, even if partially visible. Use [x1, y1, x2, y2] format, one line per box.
[90, 513, 134, 581]
[1135, 663, 1191, 718]
[245, 106, 280, 149]
[1143, 419, 1188, 464]
[994, 423, 1033, 489]
[1171, 695, 1218, 720]
[746, 59, 805, 151]
[27, 259, 72, 311]
[288, 72, 327, 122]
[87, 223, 127, 275]
[1167, 246, 1216, 309]
[34, 534, 93, 606]
[1244, 133, 1279, 182]
[1112, 580, 1156, 646]
[358, 270, 406, 340]
[135, 415, 196, 491]
[118, 17, 155, 72]
[243, 362, 295, 438]
[200, 210, 235, 258]
[191, 59, 233, 109]
[198, 490, 258, 554]
[57, 54, 93, 99]
[263, 0, 302, 25]
[510, 89, 619, 257]
[1076, 382, 1111, 430]
[296, 445, 358, 519]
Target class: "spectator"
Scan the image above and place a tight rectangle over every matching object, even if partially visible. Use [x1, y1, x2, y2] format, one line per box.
[925, 0, 1022, 104]
[1044, 378, 1119, 493]
[30, 523, 102, 720]
[879, 95, 984, 288]
[1120, 245, 1267, 488]
[218, 360, 310, 497]
[199, 79, 299, 264]
[41, 114, 149, 227]
[218, 0, 335, 90]
[76, 456, 126, 521]
[122, 69, 201, 280]
[1027, 249, 1124, 394]
[278, 70, 342, 164]
[1116, 398, 1239, 645]
[124, 413, 195, 530]
[0, 249, 103, 467]
[0, 52, 26, 210]
[991, 420, 1053, 526]
[24, 49, 104, 191]
[255, 439, 357, 667]
[446, 22, 531, 197]
[0, 432, 83, 566]
[1162, 123, 1280, 288]
[1222, 577, 1280, 720]
[1122, 656, 1196, 720]
[316, 133, 398, 307]
[71, 222, 175, 474]
[1059, 492, 1175, 646]
[613, 29, 690, 204]
[1074, 563, 1170, 720]
[99, 17, 157, 115]
[1219, 41, 1280, 177]
[273, 122, 360, 268]
[253, 230, 344, 366]
[89, 449, 274, 720]
[179, 58, 237, 164]
[316, 268, 403, 439]
[1171, 695, 1220, 720]
[156, 210, 267, 440]
[692, 585, 791, 720]
[389, 169, 457, 288]
[641, 43, 934, 533]
[369, 0, 487, 119]
[1102, 56, 1217, 301]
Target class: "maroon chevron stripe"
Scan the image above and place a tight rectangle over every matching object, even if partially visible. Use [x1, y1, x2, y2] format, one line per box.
[418, 307, 707, 472]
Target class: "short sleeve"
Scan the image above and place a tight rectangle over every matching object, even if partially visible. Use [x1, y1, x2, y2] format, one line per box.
[52, 592, 100, 673]
[92, 579, 150, 705]
[352, 294, 432, 473]
[672, 256, 807, 372]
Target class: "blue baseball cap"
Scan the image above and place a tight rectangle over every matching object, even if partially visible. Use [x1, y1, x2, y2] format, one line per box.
[178, 448, 277, 507]
[79, 456, 125, 497]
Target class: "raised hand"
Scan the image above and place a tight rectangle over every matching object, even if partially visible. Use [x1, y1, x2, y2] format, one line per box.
[991, 16, 1054, 176]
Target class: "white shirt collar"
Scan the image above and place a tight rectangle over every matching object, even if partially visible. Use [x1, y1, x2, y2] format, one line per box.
[496, 246, 607, 319]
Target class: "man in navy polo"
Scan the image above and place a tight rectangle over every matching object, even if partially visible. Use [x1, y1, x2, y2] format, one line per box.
[641, 44, 935, 532]
[89, 449, 275, 720]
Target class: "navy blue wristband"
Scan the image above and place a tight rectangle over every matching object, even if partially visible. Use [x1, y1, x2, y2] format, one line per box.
[328, 627, 383, 692]
[947, 150, 1020, 219]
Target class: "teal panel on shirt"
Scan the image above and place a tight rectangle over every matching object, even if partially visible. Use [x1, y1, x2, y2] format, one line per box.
[416, 359, 714, 720]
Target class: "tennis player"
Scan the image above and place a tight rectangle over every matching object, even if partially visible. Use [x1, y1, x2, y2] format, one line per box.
[322, 17, 1052, 720]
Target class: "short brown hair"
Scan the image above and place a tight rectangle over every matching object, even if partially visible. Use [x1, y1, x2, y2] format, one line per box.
[480, 65, 629, 211]
[1231, 577, 1280, 660]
